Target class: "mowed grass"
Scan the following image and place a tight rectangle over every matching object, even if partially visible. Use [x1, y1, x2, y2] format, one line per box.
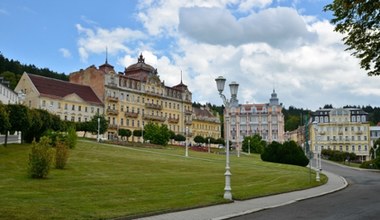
[0, 140, 326, 219]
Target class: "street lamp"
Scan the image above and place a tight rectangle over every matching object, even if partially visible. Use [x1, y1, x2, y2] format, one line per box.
[208, 136, 211, 153]
[373, 144, 379, 160]
[248, 139, 251, 155]
[185, 126, 189, 157]
[313, 121, 320, 182]
[215, 76, 239, 200]
[97, 117, 100, 142]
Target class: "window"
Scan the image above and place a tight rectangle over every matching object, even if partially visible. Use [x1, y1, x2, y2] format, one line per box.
[64, 104, 68, 110]
[85, 107, 88, 112]
[58, 102, 61, 109]
[72, 105, 75, 111]
[42, 100, 46, 107]
[78, 106, 82, 111]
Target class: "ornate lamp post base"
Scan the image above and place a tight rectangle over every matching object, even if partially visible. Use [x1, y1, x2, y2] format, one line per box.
[224, 167, 232, 200]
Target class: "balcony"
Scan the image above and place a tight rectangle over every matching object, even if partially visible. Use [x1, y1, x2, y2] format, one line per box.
[185, 120, 192, 125]
[143, 114, 166, 122]
[168, 117, 179, 123]
[107, 109, 119, 115]
[356, 131, 363, 135]
[125, 112, 139, 118]
[107, 96, 119, 102]
[185, 110, 192, 115]
[108, 124, 118, 130]
[146, 91, 163, 98]
[145, 103, 163, 110]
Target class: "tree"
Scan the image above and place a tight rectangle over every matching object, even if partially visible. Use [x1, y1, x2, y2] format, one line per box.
[242, 134, 266, 154]
[133, 129, 143, 142]
[193, 135, 205, 145]
[0, 103, 10, 144]
[324, 0, 380, 75]
[174, 134, 186, 142]
[118, 129, 132, 141]
[261, 141, 309, 167]
[6, 104, 30, 145]
[143, 122, 171, 146]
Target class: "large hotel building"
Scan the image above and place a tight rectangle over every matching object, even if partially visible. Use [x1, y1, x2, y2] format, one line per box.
[69, 54, 220, 141]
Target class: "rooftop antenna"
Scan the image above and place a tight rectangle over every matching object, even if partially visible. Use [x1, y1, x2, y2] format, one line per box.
[105, 46, 108, 64]
[180, 69, 183, 84]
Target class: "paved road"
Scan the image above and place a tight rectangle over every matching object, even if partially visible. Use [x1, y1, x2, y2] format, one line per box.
[229, 161, 380, 220]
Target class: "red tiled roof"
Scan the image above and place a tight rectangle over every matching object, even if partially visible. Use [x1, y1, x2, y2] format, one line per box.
[193, 107, 214, 118]
[28, 73, 103, 105]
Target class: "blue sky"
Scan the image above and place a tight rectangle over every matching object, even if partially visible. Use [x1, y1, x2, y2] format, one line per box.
[1, 0, 380, 110]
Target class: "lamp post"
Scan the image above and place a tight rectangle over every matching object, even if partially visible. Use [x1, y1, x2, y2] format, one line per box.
[208, 136, 211, 153]
[97, 117, 100, 142]
[185, 126, 189, 157]
[373, 144, 379, 160]
[313, 121, 320, 182]
[248, 139, 251, 155]
[215, 76, 239, 200]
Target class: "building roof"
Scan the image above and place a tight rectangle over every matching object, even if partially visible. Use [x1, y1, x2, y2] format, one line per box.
[193, 106, 215, 118]
[28, 73, 103, 105]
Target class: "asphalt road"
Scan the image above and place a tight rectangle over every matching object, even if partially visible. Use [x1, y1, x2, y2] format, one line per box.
[229, 161, 380, 220]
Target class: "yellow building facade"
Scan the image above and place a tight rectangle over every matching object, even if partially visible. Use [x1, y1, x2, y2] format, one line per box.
[310, 108, 370, 161]
[191, 106, 221, 143]
[14, 72, 104, 122]
[70, 55, 195, 141]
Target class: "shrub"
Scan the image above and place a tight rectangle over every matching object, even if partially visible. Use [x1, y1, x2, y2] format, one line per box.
[261, 141, 309, 167]
[66, 126, 77, 149]
[360, 157, 380, 169]
[55, 141, 69, 169]
[322, 149, 356, 162]
[27, 137, 54, 178]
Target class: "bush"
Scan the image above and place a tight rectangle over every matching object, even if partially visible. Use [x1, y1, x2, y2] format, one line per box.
[27, 137, 54, 178]
[261, 141, 309, 167]
[66, 126, 77, 149]
[322, 149, 356, 162]
[360, 157, 380, 169]
[55, 141, 69, 169]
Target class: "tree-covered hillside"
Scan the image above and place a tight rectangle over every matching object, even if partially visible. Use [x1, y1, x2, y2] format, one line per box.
[0, 53, 68, 89]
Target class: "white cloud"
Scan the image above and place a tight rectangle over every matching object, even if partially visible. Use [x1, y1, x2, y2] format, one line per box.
[179, 6, 316, 48]
[59, 48, 71, 58]
[76, 24, 146, 62]
[73, 1, 380, 110]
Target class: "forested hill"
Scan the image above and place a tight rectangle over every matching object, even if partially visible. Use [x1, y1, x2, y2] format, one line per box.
[0, 53, 68, 89]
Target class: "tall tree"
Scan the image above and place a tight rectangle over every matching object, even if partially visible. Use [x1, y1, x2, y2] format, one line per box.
[6, 104, 30, 144]
[0, 103, 10, 145]
[324, 0, 380, 75]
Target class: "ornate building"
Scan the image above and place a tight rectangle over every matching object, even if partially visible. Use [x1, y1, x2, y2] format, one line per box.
[228, 90, 285, 152]
[310, 108, 370, 161]
[70, 54, 193, 140]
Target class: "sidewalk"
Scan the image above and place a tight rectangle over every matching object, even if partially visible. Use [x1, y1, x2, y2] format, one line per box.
[137, 170, 347, 220]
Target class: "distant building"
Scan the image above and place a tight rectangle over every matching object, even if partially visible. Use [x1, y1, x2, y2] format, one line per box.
[310, 108, 370, 161]
[191, 105, 221, 144]
[14, 72, 104, 122]
[0, 77, 19, 104]
[284, 125, 306, 147]
[228, 90, 285, 152]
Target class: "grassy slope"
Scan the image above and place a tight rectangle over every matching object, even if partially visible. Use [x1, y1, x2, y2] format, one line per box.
[0, 141, 326, 219]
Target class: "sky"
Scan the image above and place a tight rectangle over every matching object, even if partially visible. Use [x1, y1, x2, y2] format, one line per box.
[1, 0, 380, 111]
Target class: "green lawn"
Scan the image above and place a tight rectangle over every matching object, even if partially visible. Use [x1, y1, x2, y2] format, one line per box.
[0, 141, 326, 219]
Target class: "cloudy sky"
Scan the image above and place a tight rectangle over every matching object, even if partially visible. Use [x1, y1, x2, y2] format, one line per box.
[1, 0, 380, 110]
